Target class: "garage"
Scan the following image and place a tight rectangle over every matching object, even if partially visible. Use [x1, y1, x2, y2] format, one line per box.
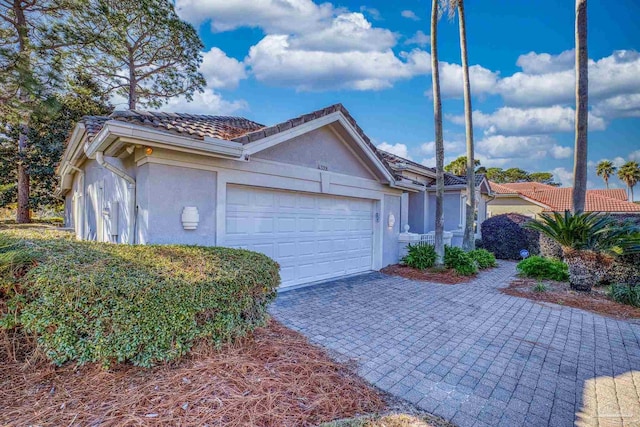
[225, 185, 374, 288]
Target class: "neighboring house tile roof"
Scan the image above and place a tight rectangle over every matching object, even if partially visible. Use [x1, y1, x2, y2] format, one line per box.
[490, 182, 558, 194]
[81, 111, 265, 142]
[490, 181, 640, 212]
[589, 188, 628, 201]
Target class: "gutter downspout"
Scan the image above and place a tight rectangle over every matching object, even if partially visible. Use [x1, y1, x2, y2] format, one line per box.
[95, 152, 136, 244]
[67, 163, 85, 240]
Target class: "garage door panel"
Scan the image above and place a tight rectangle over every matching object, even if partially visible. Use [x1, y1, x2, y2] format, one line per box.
[225, 185, 374, 288]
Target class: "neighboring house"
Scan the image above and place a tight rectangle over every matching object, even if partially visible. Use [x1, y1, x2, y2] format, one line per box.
[57, 104, 487, 288]
[379, 151, 493, 245]
[487, 182, 640, 218]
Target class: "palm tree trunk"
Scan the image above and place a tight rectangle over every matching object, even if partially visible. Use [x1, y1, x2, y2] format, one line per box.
[604, 176, 608, 189]
[572, 0, 588, 213]
[431, 0, 445, 265]
[458, 0, 475, 251]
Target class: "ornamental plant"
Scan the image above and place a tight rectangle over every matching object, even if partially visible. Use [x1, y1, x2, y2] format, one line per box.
[402, 243, 437, 270]
[525, 211, 640, 291]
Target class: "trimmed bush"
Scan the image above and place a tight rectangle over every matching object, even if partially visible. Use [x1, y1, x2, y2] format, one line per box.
[402, 243, 437, 270]
[1, 229, 280, 367]
[516, 256, 569, 282]
[607, 253, 640, 287]
[481, 214, 540, 260]
[444, 246, 478, 276]
[608, 284, 640, 307]
[539, 233, 563, 259]
[468, 249, 497, 269]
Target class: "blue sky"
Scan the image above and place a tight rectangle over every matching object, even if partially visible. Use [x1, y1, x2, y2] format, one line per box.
[165, 0, 640, 196]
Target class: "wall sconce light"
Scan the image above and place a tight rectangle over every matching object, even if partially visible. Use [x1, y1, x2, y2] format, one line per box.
[145, 147, 153, 155]
[388, 213, 396, 228]
[181, 206, 199, 230]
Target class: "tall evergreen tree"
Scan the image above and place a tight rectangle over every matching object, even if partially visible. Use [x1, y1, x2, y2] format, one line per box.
[77, 0, 206, 109]
[1, 0, 80, 222]
[0, 73, 113, 211]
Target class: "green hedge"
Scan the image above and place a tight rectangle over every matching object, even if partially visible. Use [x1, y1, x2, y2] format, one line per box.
[0, 229, 280, 367]
[516, 256, 569, 282]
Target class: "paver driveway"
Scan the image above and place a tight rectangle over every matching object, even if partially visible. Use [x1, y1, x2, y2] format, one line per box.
[270, 262, 640, 427]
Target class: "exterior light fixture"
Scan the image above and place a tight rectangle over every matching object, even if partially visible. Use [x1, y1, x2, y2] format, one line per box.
[388, 213, 396, 228]
[145, 147, 153, 155]
[181, 206, 199, 230]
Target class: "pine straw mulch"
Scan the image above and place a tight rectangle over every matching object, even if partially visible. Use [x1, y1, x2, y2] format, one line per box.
[0, 320, 387, 427]
[502, 279, 640, 321]
[381, 265, 473, 285]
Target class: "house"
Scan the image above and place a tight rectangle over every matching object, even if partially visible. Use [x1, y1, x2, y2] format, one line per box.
[487, 182, 640, 218]
[58, 104, 488, 288]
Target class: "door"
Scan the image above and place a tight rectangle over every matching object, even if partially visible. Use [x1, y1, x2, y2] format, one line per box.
[225, 185, 374, 288]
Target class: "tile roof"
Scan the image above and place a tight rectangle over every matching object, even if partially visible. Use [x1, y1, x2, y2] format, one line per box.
[589, 188, 628, 201]
[81, 111, 265, 142]
[377, 150, 475, 187]
[490, 181, 558, 194]
[490, 181, 640, 212]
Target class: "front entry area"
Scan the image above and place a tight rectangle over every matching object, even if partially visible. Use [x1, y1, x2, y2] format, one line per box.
[224, 185, 374, 288]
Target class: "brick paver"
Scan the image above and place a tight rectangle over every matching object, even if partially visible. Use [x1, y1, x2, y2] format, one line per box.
[270, 262, 640, 427]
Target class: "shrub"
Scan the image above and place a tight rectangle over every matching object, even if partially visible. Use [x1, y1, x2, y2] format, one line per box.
[517, 256, 569, 282]
[481, 214, 540, 260]
[539, 233, 563, 259]
[0, 229, 280, 368]
[402, 243, 437, 270]
[468, 249, 497, 269]
[444, 246, 478, 276]
[608, 284, 640, 307]
[607, 253, 640, 287]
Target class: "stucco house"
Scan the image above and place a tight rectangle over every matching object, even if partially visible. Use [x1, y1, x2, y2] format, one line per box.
[487, 182, 640, 218]
[58, 104, 489, 288]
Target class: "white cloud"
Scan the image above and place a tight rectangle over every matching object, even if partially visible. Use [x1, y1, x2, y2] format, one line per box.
[247, 36, 429, 91]
[377, 142, 411, 159]
[449, 106, 606, 136]
[552, 167, 574, 186]
[592, 94, 640, 119]
[420, 139, 464, 156]
[158, 90, 248, 115]
[515, 50, 575, 75]
[359, 6, 381, 21]
[199, 47, 247, 89]
[401, 10, 420, 21]
[629, 150, 640, 162]
[405, 30, 430, 47]
[436, 62, 500, 99]
[497, 50, 640, 109]
[477, 135, 555, 160]
[550, 145, 573, 159]
[289, 13, 397, 52]
[175, 0, 334, 34]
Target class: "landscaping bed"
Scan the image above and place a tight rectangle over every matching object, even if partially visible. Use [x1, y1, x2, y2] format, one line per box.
[503, 278, 640, 320]
[381, 264, 472, 285]
[1, 319, 387, 426]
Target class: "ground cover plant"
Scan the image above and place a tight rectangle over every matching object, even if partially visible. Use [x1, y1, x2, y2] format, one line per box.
[402, 243, 437, 270]
[0, 228, 280, 367]
[517, 256, 569, 282]
[468, 248, 497, 269]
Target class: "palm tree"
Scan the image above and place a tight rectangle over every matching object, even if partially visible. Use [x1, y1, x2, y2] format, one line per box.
[431, 0, 445, 266]
[618, 161, 640, 201]
[596, 160, 617, 189]
[572, 0, 588, 213]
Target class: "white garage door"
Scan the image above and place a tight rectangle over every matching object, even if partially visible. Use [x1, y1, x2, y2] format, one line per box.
[225, 185, 374, 288]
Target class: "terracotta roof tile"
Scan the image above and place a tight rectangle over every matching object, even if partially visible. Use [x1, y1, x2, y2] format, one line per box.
[589, 188, 628, 201]
[491, 182, 640, 212]
[80, 111, 265, 142]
